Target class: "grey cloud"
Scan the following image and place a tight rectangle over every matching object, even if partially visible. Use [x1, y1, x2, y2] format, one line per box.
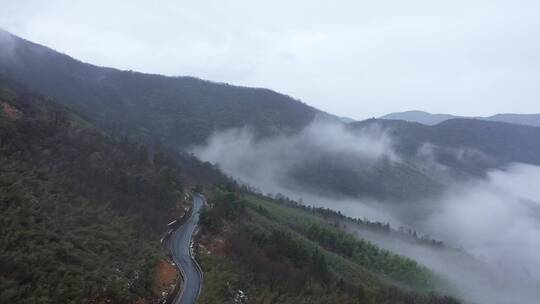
[406, 163, 540, 304]
[420, 164, 540, 280]
[192, 120, 397, 197]
[1, 0, 540, 118]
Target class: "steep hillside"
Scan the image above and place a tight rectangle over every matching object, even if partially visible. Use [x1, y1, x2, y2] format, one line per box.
[0, 75, 224, 303]
[0, 30, 321, 147]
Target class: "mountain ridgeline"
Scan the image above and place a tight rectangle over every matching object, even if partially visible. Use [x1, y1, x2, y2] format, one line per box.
[380, 110, 540, 127]
[2, 30, 540, 203]
[0, 75, 170, 302]
[0, 29, 323, 147]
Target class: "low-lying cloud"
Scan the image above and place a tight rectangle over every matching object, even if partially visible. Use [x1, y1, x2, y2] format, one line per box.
[193, 121, 540, 304]
[411, 163, 540, 304]
[420, 163, 540, 275]
[193, 120, 397, 196]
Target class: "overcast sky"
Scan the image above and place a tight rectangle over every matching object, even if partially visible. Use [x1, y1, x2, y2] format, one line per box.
[1, 0, 539, 119]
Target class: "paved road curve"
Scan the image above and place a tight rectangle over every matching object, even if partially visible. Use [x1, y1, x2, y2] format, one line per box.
[169, 194, 205, 304]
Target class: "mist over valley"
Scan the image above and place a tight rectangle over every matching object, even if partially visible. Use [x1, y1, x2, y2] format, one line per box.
[194, 120, 540, 304]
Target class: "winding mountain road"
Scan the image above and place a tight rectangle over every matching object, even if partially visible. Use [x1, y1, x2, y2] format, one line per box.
[169, 194, 205, 304]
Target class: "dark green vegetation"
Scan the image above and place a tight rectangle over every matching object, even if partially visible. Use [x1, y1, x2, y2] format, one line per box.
[197, 188, 460, 304]
[0, 76, 222, 303]
[309, 204, 446, 248]
[289, 156, 444, 202]
[0, 30, 323, 147]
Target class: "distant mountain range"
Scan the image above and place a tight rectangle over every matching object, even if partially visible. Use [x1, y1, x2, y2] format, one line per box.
[380, 110, 540, 127]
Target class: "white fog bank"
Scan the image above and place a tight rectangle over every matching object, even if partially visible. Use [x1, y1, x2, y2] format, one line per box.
[193, 121, 540, 304]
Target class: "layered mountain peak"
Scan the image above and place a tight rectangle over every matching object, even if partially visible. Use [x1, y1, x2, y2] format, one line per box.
[380, 110, 540, 127]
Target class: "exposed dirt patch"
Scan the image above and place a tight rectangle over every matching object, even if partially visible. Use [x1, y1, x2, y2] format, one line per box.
[152, 259, 179, 295]
[130, 259, 179, 304]
[1, 101, 21, 120]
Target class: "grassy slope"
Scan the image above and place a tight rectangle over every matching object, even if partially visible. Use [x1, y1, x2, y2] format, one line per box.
[196, 189, 459, 304]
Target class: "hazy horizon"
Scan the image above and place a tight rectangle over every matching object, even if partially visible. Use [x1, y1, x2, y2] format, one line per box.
[2, 0, 540, 120]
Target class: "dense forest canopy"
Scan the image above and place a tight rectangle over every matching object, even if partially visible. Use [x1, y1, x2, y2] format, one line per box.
[0, 75, 223, 303]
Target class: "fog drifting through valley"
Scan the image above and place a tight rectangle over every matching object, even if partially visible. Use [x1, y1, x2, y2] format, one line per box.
[193, 121, 540, 304]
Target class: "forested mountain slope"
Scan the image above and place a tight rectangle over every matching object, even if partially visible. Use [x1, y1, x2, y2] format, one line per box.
[0, 29, 322, 147]
[0, 75, 224, 303]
